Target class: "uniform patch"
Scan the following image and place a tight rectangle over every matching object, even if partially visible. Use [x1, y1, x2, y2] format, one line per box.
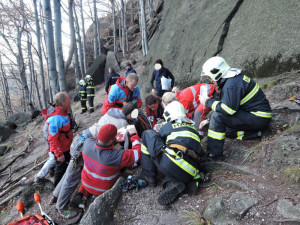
[243, 75, 251, 83]
[49, 125, 58, 134]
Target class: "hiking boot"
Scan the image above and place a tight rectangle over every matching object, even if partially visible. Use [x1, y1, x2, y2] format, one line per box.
[80, 110, 87, 114]
[49, 196, 57, 205]
[58, 209, 78, 219]
[257, 128, 272, 140]
[70, 193, 83, 209]
[89, 109, 94, 114]
[157, 181, 185, 205]
[138, 173, 157, 187]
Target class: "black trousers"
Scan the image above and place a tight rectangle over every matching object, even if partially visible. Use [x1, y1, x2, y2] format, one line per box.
[54, 151, 71, 186]
[87, 97, 94, 110]
[207, 111, 271, 156]
[80, 100, 87, 111]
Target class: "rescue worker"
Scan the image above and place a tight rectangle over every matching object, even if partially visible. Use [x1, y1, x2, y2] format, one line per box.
[140, 101, 204, 205]
[105, 67, 120, 94]
[101, 73, 142, 115]
[173, 83, 218, 131]
[41, 92, 73, 186]
[200, 56, 272, 160]
[49, 107, 130, 219]
[79, 79, 87, 114]
[85, 74, 95, 113]
[80, 124, 141, 196]
[125, 62, 136, 77]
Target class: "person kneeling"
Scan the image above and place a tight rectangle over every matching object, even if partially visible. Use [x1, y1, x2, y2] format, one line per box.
[140, 101, 204, 205]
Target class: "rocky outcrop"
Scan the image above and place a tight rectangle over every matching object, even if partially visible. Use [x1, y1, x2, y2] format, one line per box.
[7, 112, 31, 127]
[141, 0, 300, 95]
[104, 51, 121, 80]
[80, 177, 125, 225]
[86, 54, 107, 85]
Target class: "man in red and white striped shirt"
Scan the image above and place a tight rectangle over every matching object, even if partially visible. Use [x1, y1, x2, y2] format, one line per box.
[81, 124, 141, 196]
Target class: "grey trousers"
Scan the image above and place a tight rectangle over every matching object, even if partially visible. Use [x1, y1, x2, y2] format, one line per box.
[53, 156, 83, 210]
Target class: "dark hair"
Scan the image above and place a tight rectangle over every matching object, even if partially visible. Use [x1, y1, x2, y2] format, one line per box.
[122, 102, 137, 116]
[145, 95, 158, 106]
[108, 67, 115, 72]
[154, 59, 163, 67]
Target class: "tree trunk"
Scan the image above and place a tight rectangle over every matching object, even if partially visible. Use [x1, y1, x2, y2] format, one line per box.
[120, 0, 126, 57]
[111, 0, 117, 54]
[69, 0, 81, 88]
[43, 0, 59, 97]
[93, 0, 98, 59]
[80, 0, 87, 73]
[54, 0, 66, 92]
[139, 0, 148, 56]
[33, 0, 46, 109]
[27, 33, 34, 109]
[148, 0, 154, 19]
[74, 2, 84, 77]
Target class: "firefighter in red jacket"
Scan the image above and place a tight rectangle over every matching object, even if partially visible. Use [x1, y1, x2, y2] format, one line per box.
[41, 92, 73, 186]
[81, 124, 141, 196]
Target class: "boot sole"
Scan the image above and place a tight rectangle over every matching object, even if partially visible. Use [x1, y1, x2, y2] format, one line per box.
[157, 182, 185, 205]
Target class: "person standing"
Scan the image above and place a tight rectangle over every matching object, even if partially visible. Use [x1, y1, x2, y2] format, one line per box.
[200, 56, 272, 160]
[41, 92, 73, 186]
[79, 79, 87, 114]
[125, 62, 136, 77]
[105, 67, 120, 94]
[85, 75, 95, 113]
[150, 59, 175, 97]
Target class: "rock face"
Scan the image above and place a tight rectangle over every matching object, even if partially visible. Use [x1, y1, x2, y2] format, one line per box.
[86, 54, 107, 85]
[277, 199, 300, 219]
[104, 51, 121, 80]
[0, 121, 14, 143]
[141, 0, 300, 95]
[7, 112, 31, 126]
[80, 177, 125, 225]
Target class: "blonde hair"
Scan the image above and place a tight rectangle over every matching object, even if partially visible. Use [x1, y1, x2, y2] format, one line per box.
[162, 92, 177, 106]
[54, 92, 68, 106]
[172, 86, 180, 94]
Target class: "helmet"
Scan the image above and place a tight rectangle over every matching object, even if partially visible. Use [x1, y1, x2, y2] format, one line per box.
[201, 56, 231, 81]
[79, 79, 85, 85]
[85, 75, 92, 81]
[163, 101, 186, 122]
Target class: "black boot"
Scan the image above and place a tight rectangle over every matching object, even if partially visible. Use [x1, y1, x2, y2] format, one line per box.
[80, 110, 87, 114]
[157, 181, 185, 205]
[89, 109, 94, 114]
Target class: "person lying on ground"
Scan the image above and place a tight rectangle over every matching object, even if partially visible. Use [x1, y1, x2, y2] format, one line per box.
[145, 95, 164, 128]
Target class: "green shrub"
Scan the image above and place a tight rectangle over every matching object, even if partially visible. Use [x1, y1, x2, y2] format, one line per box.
[284, 165, 300, 184]
[267, 80, 277, 89]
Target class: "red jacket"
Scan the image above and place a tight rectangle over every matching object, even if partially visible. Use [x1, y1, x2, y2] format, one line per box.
[41, 106, 73, 158]
[101, 77, 142, 115]
[176, 83, 217, 118]
[146, 103, 164, 127]
[81, 134, 141, 196]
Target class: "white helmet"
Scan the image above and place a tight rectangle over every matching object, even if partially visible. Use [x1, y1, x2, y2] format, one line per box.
[201, 56, 231, 81]
[85, 75, 92, 81]
[163, 101, 187, 122]
[79, 79, 86, 85]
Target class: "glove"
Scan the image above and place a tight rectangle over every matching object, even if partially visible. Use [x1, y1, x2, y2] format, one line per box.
[199, 119, 209, 129]
[199, 95, 209, 106]
[127, 125, 137, 135]
[132, 99, 137, 104]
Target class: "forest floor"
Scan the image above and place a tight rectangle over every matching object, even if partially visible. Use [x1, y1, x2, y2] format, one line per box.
[0, 51, 300, 225]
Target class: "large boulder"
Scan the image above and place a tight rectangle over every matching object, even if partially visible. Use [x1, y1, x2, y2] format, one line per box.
[7, 112, 31, 126]
[140, 0, 300, 96]
[104, 51, 121, 80]
[80, 177, 125, 225]
[86, 54, 107, 85]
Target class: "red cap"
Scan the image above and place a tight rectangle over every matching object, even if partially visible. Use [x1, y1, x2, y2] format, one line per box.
[97, 124, 117, 143]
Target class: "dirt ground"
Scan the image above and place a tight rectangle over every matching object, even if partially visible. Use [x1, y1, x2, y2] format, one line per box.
[1, 54, 299, 225]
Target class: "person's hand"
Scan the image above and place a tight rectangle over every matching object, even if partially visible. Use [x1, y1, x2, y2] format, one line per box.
[57, 154, 65, 162]
[151, 89, 156, 94]
[199, 119, 209, 129]
[127, 125, 137, 135]
[199, 95, 209, 106]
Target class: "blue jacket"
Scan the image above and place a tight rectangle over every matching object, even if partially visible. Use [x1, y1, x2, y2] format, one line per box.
[125, 68, 136, 77]
[206, 73, 272, 118]
[150, 68, 175, 96]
